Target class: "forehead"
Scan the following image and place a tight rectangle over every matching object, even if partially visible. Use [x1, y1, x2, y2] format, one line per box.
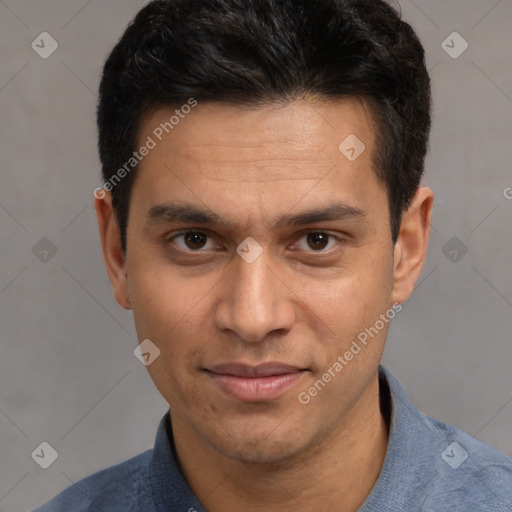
[132, 98, 386, 230]
[138, 98, 376, 176]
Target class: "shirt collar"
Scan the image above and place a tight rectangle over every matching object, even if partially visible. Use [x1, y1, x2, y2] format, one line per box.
[359, 366, 439, 510]
[148, 366, 433, 511]
[149, 412, 207, 511]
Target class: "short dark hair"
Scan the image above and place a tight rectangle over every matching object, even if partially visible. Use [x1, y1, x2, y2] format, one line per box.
[97, 0, 431, 253]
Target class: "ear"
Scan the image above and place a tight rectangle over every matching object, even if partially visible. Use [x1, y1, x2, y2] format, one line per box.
[392, 187, 434, 304]
[94, 191, 132, 310]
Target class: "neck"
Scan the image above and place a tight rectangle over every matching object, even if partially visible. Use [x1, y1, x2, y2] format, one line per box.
[171, 374, 389, 512]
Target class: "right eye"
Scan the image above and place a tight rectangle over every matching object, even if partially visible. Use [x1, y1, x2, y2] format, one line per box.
[167, 231, 218, 252]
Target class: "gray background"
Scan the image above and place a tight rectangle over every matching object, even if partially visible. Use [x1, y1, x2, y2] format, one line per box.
[0, 0, 511, 510]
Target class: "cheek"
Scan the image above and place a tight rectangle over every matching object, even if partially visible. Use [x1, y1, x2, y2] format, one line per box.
[128, 268, 212, 402]
[309, 251, 394, 350]
[127, 265, 220, 376]
[128, 270, 183, 349]
[128, 255, 214, 327]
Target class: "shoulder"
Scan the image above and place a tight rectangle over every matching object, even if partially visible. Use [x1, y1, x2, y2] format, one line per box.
[32, 450, 153, 512]
[380, 367, 512, 511]
[419, 412, 512, 511]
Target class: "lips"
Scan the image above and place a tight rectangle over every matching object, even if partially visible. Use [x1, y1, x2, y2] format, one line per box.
[208, 362, 303, 377]
[205, 362, 307, 402]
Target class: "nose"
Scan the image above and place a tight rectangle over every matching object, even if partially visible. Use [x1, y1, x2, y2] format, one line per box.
[213, 251, 295, 343]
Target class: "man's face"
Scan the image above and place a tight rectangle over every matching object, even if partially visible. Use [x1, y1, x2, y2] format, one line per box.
[121, 99, 399, 462]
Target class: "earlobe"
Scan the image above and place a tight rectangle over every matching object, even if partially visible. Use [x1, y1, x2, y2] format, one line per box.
[94, 192, 132, 310]
[392, 187, 434, 305]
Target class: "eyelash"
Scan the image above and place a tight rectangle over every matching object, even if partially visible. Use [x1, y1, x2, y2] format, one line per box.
[165, 230, 342, 255]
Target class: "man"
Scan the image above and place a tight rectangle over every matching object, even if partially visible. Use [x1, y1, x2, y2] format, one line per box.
[34, 0, 512, 510]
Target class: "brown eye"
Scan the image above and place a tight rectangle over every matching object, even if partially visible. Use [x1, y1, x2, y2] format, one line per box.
[184, 232, 208, 250]
[307, 232, 330, 251]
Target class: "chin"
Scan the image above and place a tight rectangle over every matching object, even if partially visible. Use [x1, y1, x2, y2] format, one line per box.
[220, 437, 303, 465]
[203, 418, 317, 466]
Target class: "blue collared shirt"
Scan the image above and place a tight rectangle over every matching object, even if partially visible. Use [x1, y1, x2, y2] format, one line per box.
[33, 367, 512, 511]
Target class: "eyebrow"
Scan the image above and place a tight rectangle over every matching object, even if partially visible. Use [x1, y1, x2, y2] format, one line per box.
[146, 202, 367, 229]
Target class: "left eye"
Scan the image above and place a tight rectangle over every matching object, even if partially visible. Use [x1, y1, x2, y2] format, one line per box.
[295, 232, 338, 252]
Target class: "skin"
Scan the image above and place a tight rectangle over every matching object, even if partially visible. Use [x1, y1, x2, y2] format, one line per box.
[96, 98, 433, 511]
